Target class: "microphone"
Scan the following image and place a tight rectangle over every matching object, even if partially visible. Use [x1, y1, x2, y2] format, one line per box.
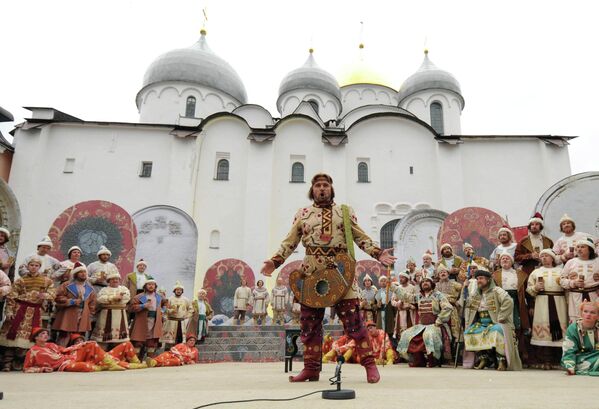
[334, 355, 345, 378]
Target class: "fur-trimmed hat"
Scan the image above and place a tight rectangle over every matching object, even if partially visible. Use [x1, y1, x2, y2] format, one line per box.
[378, 275, 389, 284]
[398, 271, 410, 279]
[97, 246, 112, 257]
[463, 242, 474, 251]
[136, 259, 147, 268]
[363, 274, 374, 284]
[106, 270, 121, 281]
[576, 237, 595, 249]
[422, 250, 433, 260]
[71, 261, 86, 277]
[539, 248, 559, 265]
[68, 246, 82, 258]
[143, 279, 157, 288]
[37, 236, 53, 248]
[498, 225, 513, 240]
[27, 254, 43, 266]
[173, 280, 185, 292]
[528, 212, 544, 227]
[0, 227, 10, 239]
[498, 251, 514, 262]
[440, 243, 452, 252]
[474, 270, 492, 279]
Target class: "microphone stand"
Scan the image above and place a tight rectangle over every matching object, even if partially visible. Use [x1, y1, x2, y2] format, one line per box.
[322, 356, 356, 400]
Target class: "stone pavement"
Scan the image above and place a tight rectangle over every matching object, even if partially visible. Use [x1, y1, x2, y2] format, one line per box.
[0, 362, 595, 409]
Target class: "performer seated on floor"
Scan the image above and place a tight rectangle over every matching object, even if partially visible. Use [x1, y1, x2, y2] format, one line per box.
[69, 333, 147, 369]
[353, 321, 395, 365]
[562, 300, 599, 376]
[23, 327, 124, 372]
[147, 334, 199, 367]
[322, 334, 356, 363]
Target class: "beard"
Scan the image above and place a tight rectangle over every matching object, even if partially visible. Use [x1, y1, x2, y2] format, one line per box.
[314, 191, 331, 205]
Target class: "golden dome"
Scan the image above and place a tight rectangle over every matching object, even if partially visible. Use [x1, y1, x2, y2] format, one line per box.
[338, 43, 391, 87]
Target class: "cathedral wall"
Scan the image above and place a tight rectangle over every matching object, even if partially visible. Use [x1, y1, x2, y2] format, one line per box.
[340, 84, 399, 117]
[10, 123, 195, 264]
[277, 90, 340, 122]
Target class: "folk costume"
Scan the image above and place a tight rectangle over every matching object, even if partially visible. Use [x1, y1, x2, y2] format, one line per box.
[53, 246, 85, 288]
[23, 329, 123, 373]
[91, 270, 131, 344]
[396, 278, 453, 367]
[233, 284, 252, 324]
[436, 267, 464, 340]
[321, 334, 356, 363]
[492, 253, 530, 363]
[560, 241, 599, 323]
[553, 214, 595, 264]
[527, 256, 568, 368]
[515, 213, 554, 276]
[437, 243, 464, 281]
[269, 173, 383, 383]
[375, 277, 396, 339]
[251, 285, 270, 325]
[161, 281, 194, 345]
[52, 262, 96, 346]
[0, 258, 55, 371]
[87, 246, 120, 294]
[359, 274, 377, 323]
[360, 322, 396, 365]
[17, 237, 61, 278]
[561, 319, 599, 375]
[149, 336, 199, 367]
[462, 270, 522, 371]
[125, 259, 153, 297]
[392, 272, 417, 340]
[271, 284, 289, 325]
[188, 290, 213, 341]
[128, 279, 167, 357]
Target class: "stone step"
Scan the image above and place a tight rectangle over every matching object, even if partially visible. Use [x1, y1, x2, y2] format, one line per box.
[197, 324, 344, 363]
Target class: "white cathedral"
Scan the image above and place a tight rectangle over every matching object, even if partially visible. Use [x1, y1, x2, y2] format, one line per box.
[7, 30, 574, 291]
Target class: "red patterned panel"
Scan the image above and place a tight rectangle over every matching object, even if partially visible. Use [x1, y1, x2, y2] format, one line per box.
[437, 207, 509, 259]
[202, 258, 255, 317]
[356, 259, 388, 289]
[512, 226, 529, 243]
[48, 200, 136, 277]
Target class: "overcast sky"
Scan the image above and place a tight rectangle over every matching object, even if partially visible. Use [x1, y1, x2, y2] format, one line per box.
[1, 0, 597, 174]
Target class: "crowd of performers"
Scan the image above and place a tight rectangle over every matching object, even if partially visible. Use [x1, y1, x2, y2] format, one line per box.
[1, 188, 599, 380]
[325, 212, 599, 376]
[0, 235, 212, 372]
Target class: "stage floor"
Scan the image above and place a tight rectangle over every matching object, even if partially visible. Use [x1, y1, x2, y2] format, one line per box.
[0, 362, 594, 409]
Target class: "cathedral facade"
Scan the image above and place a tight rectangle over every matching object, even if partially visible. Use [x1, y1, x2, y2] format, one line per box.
[7, 31, 573, 290]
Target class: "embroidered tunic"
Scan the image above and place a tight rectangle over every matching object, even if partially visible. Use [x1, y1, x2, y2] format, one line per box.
[271, 204, 381, 300]
[560, 258, 599, 322]
[91, 285, 131, 343]
[161, 295, 194, 344]
[561, 320, 599, 375]
[527, 266, 567, 347]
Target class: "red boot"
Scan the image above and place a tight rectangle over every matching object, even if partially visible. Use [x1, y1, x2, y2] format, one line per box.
[288, 368, 320, 382]
[289, 346, 320, 382]
[362, 356, 380, 383]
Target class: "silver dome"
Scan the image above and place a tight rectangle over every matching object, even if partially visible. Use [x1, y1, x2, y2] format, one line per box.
[398, 50, 464, 107]
[141, 32, 247, 104]
[278, 51, 341, 101]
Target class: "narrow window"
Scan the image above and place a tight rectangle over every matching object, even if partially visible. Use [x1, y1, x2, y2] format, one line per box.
[216, 159, 229, 181]
[291, 162, 304, 182]
[380, 219, 400, 250]
[186, 96, 196, 118]
[409, 166, 414, 175]
[430, 101, 444, 134]
[209, 230, 220, 249]
[139, 161, 153, 177]
[63, 158, 75, 173]
[358, 162, 369, 183]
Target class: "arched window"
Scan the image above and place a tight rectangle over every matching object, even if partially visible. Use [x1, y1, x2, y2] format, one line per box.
[307, 99, 319, 114]
[185, 96, 196, 117]
[380, 219, 400, 250]
[291, 162, 304, 182]
[357, 162, 369, 183]
[430, 102, 444, 135]
[216, 159, 229, 181]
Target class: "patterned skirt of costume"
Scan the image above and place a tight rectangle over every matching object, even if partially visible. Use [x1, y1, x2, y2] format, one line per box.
[531, 294, 568, 347]
[0, 301, 42, 349]
[464, 313, 505, 355]
[91, 307, 129, 343]
[397, 324, 447, 360]
[160, 318, 188, 344]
